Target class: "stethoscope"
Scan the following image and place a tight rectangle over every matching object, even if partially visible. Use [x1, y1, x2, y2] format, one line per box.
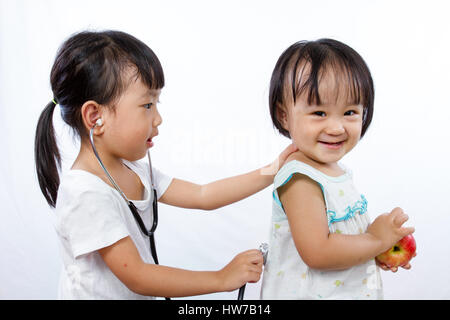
[237, 243, 269, 300]
[89, 119, 268, 300]
[89, 119, 169, 300]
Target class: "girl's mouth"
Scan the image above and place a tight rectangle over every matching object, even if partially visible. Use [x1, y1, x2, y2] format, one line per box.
[319, 141, 344, 149]
[146, 138, 154, 148]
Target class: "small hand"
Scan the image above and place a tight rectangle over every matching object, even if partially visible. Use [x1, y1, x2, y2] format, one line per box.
[367, 207, 415, 253]
[261, 143, 298, 176]
[218, 249, 263, 292]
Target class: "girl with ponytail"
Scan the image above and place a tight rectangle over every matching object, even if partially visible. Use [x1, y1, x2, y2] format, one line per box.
[34, 30, 296, 299]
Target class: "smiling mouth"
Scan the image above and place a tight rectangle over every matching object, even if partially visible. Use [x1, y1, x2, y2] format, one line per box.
[319, 141, 345, 149]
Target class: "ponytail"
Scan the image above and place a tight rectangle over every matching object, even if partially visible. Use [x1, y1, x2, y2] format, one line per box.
[35, 100, 61, 208]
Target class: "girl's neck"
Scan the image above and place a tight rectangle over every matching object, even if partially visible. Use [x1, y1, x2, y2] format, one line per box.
[72, 140, 145, 201]
[71, 140, 127, 180]
[288, 150, 345, 177]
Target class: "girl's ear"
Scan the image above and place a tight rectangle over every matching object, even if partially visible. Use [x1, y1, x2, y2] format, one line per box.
[276, 103, 289, 131]
[81, 100, 104, 134]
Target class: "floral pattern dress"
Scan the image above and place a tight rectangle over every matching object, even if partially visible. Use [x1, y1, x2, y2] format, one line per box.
[260, 160, 383, 300]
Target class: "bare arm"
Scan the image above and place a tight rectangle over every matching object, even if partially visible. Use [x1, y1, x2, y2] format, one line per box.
[98, 236, 262, 297]
[159, 167, 272, 210]
[279, 174, 414, 270]
[159, 144, 297, 210]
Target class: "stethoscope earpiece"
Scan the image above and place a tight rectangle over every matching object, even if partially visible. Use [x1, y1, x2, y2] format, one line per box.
[95, 118, 103, 127]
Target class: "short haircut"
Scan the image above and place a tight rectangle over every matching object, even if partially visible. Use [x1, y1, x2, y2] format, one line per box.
[269, 38, 374, 139]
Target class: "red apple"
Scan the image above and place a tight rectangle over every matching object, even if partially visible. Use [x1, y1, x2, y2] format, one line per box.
[376, 235, 416, 268]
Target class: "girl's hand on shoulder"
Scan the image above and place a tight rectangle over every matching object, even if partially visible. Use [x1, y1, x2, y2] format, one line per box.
[367, 207, 415, 255]
[261, 143, 298, 176]
[217, 249, 263, 292]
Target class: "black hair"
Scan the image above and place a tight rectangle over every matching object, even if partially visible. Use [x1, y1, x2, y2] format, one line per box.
[269, 38, 374, 139]
[35, 30, 164, 208]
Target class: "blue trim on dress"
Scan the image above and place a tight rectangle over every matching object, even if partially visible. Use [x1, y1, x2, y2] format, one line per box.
[272, 173, 325, 211]
[272, 173, 295, 210]
[272, 191, 283, 209]
[327, 194, 368, 226]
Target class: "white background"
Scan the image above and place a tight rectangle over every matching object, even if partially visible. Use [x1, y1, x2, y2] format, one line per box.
[1, 0, 449, 299]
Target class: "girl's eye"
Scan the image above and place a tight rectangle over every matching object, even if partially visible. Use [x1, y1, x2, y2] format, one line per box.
[344, 110, 356, 116]
[313, 111, 326, 117]
[144, 103, 153, 109]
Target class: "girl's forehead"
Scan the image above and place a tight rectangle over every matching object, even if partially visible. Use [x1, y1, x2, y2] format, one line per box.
[122, 64, 162, 92]
[112, 77, 160, 108]
[292, 62, 362, 107]
[317, 71, 355, 105]
[124, 74, 161, 97]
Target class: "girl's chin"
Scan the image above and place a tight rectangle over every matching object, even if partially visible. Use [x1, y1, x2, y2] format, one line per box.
[305, 152, 345, 166]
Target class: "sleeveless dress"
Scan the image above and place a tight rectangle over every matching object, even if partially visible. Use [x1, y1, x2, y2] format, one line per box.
[260, 160, 383, 300]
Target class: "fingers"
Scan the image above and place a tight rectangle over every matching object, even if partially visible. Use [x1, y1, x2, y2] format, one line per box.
[378, 262, 398, 273]
[377, 261, 389, 271]
[390, 207, 415, 237]
[240, 262, 263, 284]
[377, 260, 414, 272]
[377, 257, 405, 273]
[376, 260, 394, 272]
[278, 143, 298, 163]
[393, 213, 408, 227]
[239, 250, 264, 283]
[241, 249, 263, 264]
[262, 143, 298, 176]
[281, 143, 298, 156]
[401, 263, 411, 270]
[247, 265, 263, 283]
[399, 226, 415, 237]
[400, 252, 417, 270]
[390, 207, 407, 226]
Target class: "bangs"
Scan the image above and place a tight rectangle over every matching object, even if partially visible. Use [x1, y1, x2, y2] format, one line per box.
[292, 58, 368, 108]
[128, 41, 165, 90]
[98, 31, 165, 105]
[290, 42, 373, 108]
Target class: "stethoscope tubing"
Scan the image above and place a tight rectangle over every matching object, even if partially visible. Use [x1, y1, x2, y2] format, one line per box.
[89, 124, 168, 299]
[89, 124, 158, 239]
[89, 125, 130, 204]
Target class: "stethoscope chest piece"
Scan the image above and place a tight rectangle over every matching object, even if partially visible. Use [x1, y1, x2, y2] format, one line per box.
[237, 243, 269, 300]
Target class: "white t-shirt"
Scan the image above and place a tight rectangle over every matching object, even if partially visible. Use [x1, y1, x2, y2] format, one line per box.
[54, 159, 173, 299]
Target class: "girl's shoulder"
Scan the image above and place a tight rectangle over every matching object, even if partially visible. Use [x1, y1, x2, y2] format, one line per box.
[63, 159, 147, 193]
[57, 169, 118, 205]
[63, 168, 111, 186]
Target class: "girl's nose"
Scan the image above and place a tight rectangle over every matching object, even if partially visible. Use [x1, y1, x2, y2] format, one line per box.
[325, 118, 345, 135]
[153, 106, 163, 127]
